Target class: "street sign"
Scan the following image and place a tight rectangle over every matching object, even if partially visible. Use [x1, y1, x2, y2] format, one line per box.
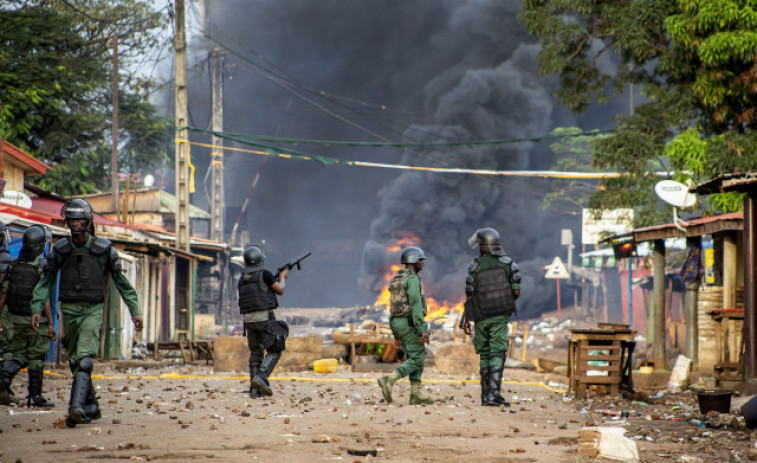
[545, 256, 570, 279]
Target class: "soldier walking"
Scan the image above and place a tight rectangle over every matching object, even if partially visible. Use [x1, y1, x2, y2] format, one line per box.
[30, 199, 142, 427]
[240, 245, 289, 397]
[0, 225, 56, 407]
[462, 228, 521, 407]
[378, 246, 433, 405]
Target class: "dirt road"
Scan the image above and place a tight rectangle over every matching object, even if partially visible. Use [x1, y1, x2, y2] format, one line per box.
[1, 363, 755, 462]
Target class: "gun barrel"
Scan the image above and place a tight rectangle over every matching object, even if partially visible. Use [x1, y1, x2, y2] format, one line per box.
[277, 252, 312, 275]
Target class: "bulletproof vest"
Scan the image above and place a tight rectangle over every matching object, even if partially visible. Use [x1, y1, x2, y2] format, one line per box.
[6, 259, 43, 316]
[464, 258, 516, 322]
[0, 250, 11, 275]
[238, 271, 278, 314]
[388, 272, 426, 317]
[58, 239, 108, 303]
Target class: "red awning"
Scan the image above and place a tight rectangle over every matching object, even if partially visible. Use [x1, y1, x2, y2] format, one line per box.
[32, 197, 134, 228]
[0, 201, 61, 224]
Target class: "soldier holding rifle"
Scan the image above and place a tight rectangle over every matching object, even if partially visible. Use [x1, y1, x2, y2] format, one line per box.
[240, 246, 310, 397]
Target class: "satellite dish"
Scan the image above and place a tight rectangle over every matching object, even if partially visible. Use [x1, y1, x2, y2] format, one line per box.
[143, 174, 155, 188]
[655, 180, 696, 208]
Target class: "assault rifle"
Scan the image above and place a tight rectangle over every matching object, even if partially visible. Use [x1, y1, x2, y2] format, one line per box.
[275, 252, 312, 278]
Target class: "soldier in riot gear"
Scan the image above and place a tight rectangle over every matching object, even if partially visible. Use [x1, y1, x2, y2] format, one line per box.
[0, 225, 56, 407]
[462, 227, 521, 407]
[30, 199, 142, 426]
[240, 245, 289, 398]
[0, 221, 18, 404]
[377, 246, 434, 405]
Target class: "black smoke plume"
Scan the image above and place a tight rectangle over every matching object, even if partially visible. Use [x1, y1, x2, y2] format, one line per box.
[176, 0, 626, 315]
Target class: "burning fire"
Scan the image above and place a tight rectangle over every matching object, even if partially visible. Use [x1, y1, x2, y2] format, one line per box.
[374, 239, 464, 323]
[385, 234, 421, 252]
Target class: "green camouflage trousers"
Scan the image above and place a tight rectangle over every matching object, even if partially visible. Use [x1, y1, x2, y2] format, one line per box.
[61, 304, 103, 371]
[473, 314, 511, 369]
[0, 309, 13, 356]
[390, 315, 426, 383]
[2, 314, 50, 370]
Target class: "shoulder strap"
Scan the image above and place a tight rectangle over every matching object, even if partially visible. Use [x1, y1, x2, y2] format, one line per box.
[90, 237, 112, 255]
[53, 237, 73, 255]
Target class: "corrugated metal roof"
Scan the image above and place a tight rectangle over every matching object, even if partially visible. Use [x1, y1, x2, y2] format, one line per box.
[693, 171, 757, 194]
[603, 212, 744, 242]
[159, 190, 211, 219]
[0, 139, 51, 175]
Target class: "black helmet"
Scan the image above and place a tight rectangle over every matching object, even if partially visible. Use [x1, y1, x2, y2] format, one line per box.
[243, 245, 265, 272]
[468, 227, 505, 256]
[0, 220, 8, 251]
[62, 198, 94, 238]
[400, 246, 426, 264]
[61, 198, 94, 221]
[22, 224, 50, 256]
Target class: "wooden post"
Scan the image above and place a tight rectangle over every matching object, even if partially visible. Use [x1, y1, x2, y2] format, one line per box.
[653, 239, 667, 370]
[111, 33, 119, 217]
[556, 279, 561, 321]
[724, 232, 738, 310]
[174, 0, 190, 252]
[520, 325, 529, 362]
[686, 236, 702, 369]
[744, 192, 757, 380]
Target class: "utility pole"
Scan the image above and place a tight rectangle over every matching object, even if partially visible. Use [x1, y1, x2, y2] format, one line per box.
[209, 47, 228, 332]
[209, 48, 224, 242]
[111, 34, 119, 217]
[175, 0, 190, 252]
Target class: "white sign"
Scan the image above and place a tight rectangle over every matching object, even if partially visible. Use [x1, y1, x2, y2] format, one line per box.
[0, 190, 32, 209]
[545, 256, 570, 279]
[582, 208, 634, 245]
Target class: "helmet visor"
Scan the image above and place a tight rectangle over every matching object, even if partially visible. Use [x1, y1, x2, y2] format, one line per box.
[467, 231, 480, 248]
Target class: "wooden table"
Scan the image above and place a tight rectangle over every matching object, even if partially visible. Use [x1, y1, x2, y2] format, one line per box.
[148, 340, 214, 364]
[707, 308, 744, 381]
[568, 328, 635, 399]
[347, 335, 398, 372]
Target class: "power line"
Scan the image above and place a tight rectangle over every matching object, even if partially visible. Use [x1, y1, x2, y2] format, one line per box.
[183, 126, 611, 149]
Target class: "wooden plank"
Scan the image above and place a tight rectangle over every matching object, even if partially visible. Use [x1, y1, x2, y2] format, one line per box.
[576, 375, 621, 384]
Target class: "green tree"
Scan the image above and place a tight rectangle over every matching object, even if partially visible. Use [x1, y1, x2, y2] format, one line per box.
[0, 0, 171, 195]
[519, 0, 757, 226]
[542, 127, 606, 215]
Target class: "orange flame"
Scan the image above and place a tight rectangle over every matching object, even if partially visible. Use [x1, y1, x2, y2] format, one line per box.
[385, 234, 420, 252]
[373, 237, 463, 322]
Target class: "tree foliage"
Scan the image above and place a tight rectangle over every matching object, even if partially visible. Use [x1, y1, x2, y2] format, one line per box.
[542, 127, 606, 215]
[0, 0, 171, 195]
[520, 0, 757, 226]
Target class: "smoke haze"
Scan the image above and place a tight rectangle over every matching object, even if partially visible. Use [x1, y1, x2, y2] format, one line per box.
[174, 0, 628, 316]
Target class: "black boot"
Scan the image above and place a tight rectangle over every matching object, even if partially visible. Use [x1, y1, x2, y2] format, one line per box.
[0, 359, 21, 406]
[486, 364, 510, 407]
[27, 368, 54, 408]
[479, 368, 489, 406]
[83, 379, 101, 420]
[251, 352, 281, 397]
[249, 365, 262, 398]
[66, 358, 93, 427]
